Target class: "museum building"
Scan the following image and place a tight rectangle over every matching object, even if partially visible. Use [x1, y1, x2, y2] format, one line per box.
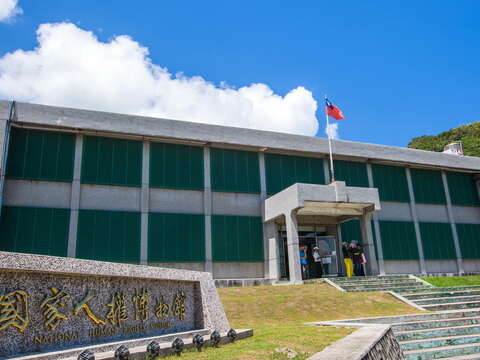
[1, 100, 480, 284]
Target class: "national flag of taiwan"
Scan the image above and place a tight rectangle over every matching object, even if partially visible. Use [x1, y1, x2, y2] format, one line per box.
[325, 98, 344, 120]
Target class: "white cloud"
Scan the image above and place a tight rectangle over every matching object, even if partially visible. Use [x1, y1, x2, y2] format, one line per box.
[0, 22, 320, 136]
[0, 0, 22, 22]
[326, 122, 339, 139]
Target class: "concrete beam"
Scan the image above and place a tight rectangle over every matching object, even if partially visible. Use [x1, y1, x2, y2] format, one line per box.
[67, 134, 83, 258]
[441, 170, 464, 274]
[405, 167, 427, 275]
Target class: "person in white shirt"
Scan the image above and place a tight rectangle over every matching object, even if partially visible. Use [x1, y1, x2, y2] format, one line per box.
[312, 246, 323, 278]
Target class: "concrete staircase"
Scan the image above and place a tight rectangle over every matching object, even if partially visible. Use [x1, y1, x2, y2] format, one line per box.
[399, 287, 480, 312]
[329, 275, 433, 292]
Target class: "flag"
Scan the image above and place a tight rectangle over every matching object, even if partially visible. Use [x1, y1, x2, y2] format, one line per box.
[325, 98, 344, 120]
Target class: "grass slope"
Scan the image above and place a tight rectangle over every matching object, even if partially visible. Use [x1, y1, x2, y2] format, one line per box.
[408, 121, 480, 157]
[170, 283, 420, 359]
[422, 275, 480, 287]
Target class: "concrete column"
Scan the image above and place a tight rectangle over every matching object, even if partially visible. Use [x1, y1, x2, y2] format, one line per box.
[336, 224, 345, 276]
[265, 221, 280, 280]
[139, 141, 150, 265]
[0, 116, 10, 217]
[323, 158, 331, 184]
[441, 171, 464, 274]
[360, 214, 379, 275]
[67, 134, 83, 258]
[285, 209, 302, 283]
[405, 167, 427, 275]
[203, 147, 213, 274]
[366, 163, 385, 275]
[259, 151, 271, 279]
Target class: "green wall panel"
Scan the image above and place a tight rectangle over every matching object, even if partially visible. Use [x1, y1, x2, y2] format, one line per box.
[265, 153, 325, 195]
[76, 210, 140, 263]
[379, 221, 418, 260]
[0, 206, 70, 256]
[333, 160, 369, 187]
[7, 128, 75, 182]
[372, 164, 410, 202]
[447, 172, 480, 206]
[150, 142, 204, 190]
[457, 223, 480, 260]
[340, 219, 362, 244]
[81, 136, 142, 187]
[212, 215, 263, 262]
[411, 168, 446, 205]
[148, 213, 205, 262]
[419, 222, 456, 260]
[211, 148, 260, 193]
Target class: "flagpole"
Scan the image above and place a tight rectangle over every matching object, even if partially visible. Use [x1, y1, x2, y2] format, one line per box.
[325, 95, 335, 183]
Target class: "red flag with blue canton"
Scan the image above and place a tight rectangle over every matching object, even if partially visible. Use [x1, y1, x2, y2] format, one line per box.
[325, 98, 344, 120]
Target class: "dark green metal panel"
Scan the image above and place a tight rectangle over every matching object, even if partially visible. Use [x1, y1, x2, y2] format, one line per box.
[210, 148, 260, 193]
[447, 172, 480, 206]
[212, 215, 263, 262]
[148, 212, 205, 262]
[340, 219, 362, 244]
[76, 209, 140, 263]
[379, 221, 418, 260]
[265, 153, 325, 195]
[333, 160, 369, 187]
[0, 206, 70, 256]
[419, 222, 456, 260]
[81, 136, 142, 187]
[457, 223, 480, 260]
[6, 128, 75, 182]
[150, 142, 204, 190]
[411, 168, 446, 205]
[372, 164, 410, 202]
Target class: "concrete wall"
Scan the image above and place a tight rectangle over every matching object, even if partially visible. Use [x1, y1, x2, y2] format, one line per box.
[384, 260, 421, 274]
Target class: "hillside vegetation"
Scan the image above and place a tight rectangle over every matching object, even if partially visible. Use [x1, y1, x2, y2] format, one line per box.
[408, 121, 480, 157]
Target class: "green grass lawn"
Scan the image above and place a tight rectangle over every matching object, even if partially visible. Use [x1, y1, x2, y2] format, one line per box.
[422, 275, 480, 287]
[164, 283, 420, 359]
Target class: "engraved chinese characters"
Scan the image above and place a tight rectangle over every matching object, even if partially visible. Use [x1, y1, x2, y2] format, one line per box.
[0, 289, 188, 334]
[0, 290, 29, 332]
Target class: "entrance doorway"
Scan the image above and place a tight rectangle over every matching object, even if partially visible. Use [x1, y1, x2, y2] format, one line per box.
[278, 228, 339, 280]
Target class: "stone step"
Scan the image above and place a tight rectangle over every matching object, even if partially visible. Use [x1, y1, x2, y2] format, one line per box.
[443, 354, 480, 359]
[400, 334, 480, 352]
[423, 301, 480, 312]
[399, 286, 480, 295]
[392, 317, 480, 332]
[344, 285, 431, 292]
[416, 295, 480, 306]
[333, 275, 411, 281]
[403, 342, 480, 360]
[395, 324, 480, 342]
[335, 280, 422, 288]
[332, 278, 420, 285]
[404, 290, 480, 301]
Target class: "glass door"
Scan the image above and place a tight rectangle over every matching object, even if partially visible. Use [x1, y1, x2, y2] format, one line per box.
[316, 236, 338, 277]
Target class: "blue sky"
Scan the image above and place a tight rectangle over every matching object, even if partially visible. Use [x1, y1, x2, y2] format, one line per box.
[0, 0, 479, 146]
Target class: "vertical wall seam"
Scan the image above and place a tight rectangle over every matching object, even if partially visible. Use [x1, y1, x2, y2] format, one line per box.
[204, 146, 213, 273]
[67, 134, 83, 258]
[140, 141, 150, 265]
[258, 151, 269, 278]
[366, 163, 385, 275]
[405, 167, 427, 274]
[442, 170, 464, 274]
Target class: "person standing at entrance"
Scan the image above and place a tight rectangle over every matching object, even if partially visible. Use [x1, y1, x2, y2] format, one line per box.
[351, 241, 365, 276]
[342, 242, 353, 278]
[313, 247, 322, 278]
[299, 246, 309, 280]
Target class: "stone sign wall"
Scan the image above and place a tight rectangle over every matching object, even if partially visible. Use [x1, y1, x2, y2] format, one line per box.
[0, 252, 229, 358]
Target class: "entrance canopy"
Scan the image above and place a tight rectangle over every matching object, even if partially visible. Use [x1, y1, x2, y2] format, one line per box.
[264, 181, 381, 283]
[264, 181, 381, 224]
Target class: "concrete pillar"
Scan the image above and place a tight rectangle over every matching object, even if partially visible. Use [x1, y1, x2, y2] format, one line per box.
[0, 115, 10, 217]
[265, 221, 280, 280]
[336, 224, 345, 276]
[405, 167, 427, 275]
[139, 141, 150, 265]
[67, 134, 83, 258]
[323, 158, 331, 184]
[203, 147, 213, 274]
[360, 214, 379, 275]
[259, 151, 271, 279]
[285, 209, 302, 283]
[441, 171, 464, 274]
[366, 163, 385, 275]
